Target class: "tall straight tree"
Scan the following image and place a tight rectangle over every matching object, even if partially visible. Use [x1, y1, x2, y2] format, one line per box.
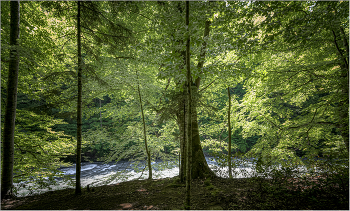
[153, 2, 216, 181]
[227, 87, 232, 179]
[185, 1, 192, 209]
[1, 0, 20, 200]
[136, 70, 152, 180]
[76, 0, 82, 195]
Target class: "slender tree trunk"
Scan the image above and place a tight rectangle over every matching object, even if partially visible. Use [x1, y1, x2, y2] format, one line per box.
[75, 1, 82, 195]
[185, 1, 192, 209]
[173, 2, 188, 183]
[100, 98, 102, 128]
[137, 71, 152, 180]
[1, 0, 20, 200]
[177, 95, 187, 182]
[228, 87, 232, 178]
[339, 28, 349, 153]
[332, 29, 349, 152]
[178, 138, 181, 174]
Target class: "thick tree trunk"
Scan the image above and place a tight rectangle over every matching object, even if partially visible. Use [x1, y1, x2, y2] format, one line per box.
[1, 0, 20, 200]
[190, 87, 216, 179]
[177, 16, 215, 181]
[189, 17, 216, 180]
[76, 1, 82, 195]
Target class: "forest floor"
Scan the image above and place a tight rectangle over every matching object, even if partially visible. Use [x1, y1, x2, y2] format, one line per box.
[1, 175, 348, 210]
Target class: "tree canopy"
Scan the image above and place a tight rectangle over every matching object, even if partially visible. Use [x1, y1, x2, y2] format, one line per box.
[1, 0, 348, 201]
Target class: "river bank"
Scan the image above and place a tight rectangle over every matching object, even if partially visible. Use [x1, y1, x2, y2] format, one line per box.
[14, 155, 346, 197]
[2, 174, 348, 210]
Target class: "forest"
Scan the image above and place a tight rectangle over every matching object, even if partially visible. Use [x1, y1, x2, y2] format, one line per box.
[1, 1, 349, 210]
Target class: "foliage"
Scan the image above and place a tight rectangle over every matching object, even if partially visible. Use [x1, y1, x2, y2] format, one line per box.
[1, 109, 75, 195]
[233, 1, 349, 169]
[0, 0, 348, 200]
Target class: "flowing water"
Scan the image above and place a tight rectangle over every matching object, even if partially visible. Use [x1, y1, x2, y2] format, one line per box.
[14, 156, 333, 197]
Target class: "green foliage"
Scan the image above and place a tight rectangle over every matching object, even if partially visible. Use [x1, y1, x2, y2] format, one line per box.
[234, 1, 349, 170]
[1, 0, 348, 199]
[1, 109, 75, 195]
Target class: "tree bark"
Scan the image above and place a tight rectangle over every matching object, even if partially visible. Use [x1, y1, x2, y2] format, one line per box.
[177, 94, 187, 183]
[100, 98, 102, 128]
[332, 29, 349, 152]
[189, 17, 216, 180]
[177, 14, 215, 181]
[185, 1, 192, 209]
[190, 90, 216, 179]
[75, 1, 82, 195]
[137, 71, 152, 180]
[228, 87, 232, 178]
[1, 0, 20, 200]
[195, 20, 211, 89]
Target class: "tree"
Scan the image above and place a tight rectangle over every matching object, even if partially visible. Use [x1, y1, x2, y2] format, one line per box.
[39, 1, 133, 194]
[170, 2, 216, 180]
[227, 87, 232, 179]
[1, 1, 78, 196]
[1, 0, 20, 199]
[152, 1, 251, 180]
[186, 18, 216, 180]
[236, 1, 349, 167]
[185, 1, 192, 209]
[75, 0, 82, 195]
[136, 70, 152, 180]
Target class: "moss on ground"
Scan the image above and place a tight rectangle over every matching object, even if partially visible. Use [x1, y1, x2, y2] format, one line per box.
[1, 176, 348, 210]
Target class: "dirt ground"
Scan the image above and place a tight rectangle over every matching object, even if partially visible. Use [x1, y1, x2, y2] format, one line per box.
[1, 175, 348, 210]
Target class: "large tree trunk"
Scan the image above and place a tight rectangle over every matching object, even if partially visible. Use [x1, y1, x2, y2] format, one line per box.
[176, 88, 217, 180]
[75, 1, 82, 195]
[1, 0, 20, 200]
[177, 18, 215, 181]
[190, 87, 216, 179]
[189, 18, 215, 180]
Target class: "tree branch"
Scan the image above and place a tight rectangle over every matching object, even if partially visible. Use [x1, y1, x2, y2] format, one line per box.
[158, 78, 171, 107]
[115, 56, 135, 59]
[81, 25, 129, 39]
[80, 3, 131, 35]
[195, 20, 211, 89]
[260, 115, 282, 131]
[332, 30, 348, 67]
[199, 79, 216, 93]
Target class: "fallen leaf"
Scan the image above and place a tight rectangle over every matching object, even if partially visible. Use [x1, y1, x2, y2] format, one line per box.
[120, 203, 133, 209]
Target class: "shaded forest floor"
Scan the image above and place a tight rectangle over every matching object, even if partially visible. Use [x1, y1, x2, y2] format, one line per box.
[1, 175, 349, 210]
